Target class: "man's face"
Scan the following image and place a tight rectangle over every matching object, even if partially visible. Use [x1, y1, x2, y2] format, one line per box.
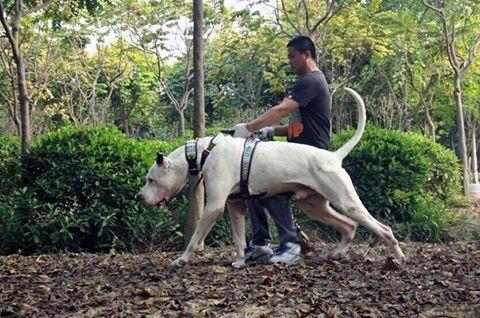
[288, 47, 308, 76]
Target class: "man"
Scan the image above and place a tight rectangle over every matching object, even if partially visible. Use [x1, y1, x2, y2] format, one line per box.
[233, 35, 331, 265]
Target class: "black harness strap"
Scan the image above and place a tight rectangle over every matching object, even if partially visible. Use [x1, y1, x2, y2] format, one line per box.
[185, 139, 199, 175]
[200, 137, 216, 169]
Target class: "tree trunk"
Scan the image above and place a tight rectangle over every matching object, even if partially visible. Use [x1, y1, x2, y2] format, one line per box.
[1, 1, 31, 153]
[193, 0, 205, 138]
[424, 106, 435, 141]
[177, 108, 185, 137]
[472, 124, 478, 184]
[14, 42, 30, 153]
[453, 74, 469, 194]
[185, 0, 206, 248]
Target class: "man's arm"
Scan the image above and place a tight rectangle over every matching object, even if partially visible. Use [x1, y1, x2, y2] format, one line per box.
[245, 98, 299, 132]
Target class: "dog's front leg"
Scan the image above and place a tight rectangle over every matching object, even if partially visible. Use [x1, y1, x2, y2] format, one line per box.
[171, 200, 225, 267]
[227, 200, 246, 268]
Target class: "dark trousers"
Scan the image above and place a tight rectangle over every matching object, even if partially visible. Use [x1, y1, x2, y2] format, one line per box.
[246, 192, 299, 246]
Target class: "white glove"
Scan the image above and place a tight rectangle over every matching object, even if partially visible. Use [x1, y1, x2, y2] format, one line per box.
[257, 127, 275, 140]
[232, 123, 252, 138]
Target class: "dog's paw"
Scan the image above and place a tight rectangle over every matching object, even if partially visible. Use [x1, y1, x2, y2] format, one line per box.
[393, 245, 407, 263]
[170, 257, 187, 267]
[231, 259, 245, 269]
[195, 243, 205, 252]
[330, 249, 347, 260]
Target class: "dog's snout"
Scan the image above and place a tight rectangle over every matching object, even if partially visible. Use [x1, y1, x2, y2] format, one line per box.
[136, 193, 144, 202]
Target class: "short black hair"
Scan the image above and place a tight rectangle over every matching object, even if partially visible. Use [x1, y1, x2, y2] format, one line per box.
[287, 36, 317, 62]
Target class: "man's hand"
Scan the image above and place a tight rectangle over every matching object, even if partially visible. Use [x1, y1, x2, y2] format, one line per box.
[232, 123, 252, 138]
[257, 126, 275, 140]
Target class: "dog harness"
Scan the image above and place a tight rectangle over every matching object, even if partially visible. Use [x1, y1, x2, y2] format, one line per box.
[228, 136, 266, 200]
[184, 136, 219, 192]
[184, 134, 266, 200]
[185, 139, 199, 175]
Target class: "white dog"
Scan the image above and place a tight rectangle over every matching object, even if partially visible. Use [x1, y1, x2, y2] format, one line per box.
[137, 88, 406, 268]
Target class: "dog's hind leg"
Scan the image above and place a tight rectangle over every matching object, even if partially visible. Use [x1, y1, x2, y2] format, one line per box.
[311, 170, 406, 261]
[227, 200, 247, 268]
[171, 197, 227, 267]
[298, 194, 357, 259]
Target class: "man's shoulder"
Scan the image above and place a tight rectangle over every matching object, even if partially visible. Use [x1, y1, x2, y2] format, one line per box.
[298, 71, 325, 85]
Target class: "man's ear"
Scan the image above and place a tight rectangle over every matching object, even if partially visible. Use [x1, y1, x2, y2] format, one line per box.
[305, 50, 312, 60]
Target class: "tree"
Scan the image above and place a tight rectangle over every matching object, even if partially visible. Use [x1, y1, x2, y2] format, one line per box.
[0, 0, 107, 153]
[112, 0, 194, 137]
[0, 39, 20, 134]
[185, 0, 206, 248]
[423, 0, 480, 194]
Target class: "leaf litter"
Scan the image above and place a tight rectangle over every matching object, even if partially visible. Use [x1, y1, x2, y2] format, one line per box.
[1, 241, 479, 317]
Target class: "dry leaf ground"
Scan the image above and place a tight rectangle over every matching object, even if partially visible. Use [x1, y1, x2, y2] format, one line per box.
[1, 240, 479, 317]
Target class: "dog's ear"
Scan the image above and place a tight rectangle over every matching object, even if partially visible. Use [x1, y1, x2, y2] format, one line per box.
[156, 152, 164, 166]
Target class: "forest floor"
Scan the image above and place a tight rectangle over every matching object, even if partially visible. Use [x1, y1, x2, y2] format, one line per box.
[1, 202, 479, 317]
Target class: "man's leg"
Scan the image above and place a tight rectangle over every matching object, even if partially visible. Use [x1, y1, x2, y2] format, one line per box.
[244, 198, 273, 262]
[262, 192, 299, 246]
[245, 198, 272, 246]
[262, 192, 302, 265]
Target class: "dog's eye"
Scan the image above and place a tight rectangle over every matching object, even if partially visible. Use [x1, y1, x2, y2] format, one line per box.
[147, 178, 154, 184]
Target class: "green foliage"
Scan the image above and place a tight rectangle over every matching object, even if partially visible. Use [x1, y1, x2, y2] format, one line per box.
[0, 126, 239, 254]
[0, 126, 465, 253]
[331, 126, 461, 222]
[0, 135, 22, 199]
[394, 196, 456, 242]
[0, 126, 181, 254]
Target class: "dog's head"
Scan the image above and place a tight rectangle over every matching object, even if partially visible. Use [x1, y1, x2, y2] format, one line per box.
[136, 151, 186, 207]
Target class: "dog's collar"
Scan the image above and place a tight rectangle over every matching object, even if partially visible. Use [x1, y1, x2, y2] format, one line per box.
[185, 139, 199, 175]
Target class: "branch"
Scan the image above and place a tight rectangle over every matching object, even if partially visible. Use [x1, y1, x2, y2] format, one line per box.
[309, 0, 335, 34]
[273, 5, 293, 37]
[279, 0, 302, 35]
[23, 0, 51, 16]
[0, 2, 16, 48]
[422, 0, 442, 15]
[463, 35, 480, 71]
[301, 0, 309, 31]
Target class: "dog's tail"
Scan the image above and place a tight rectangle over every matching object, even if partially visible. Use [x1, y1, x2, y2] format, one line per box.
[334, 87, 366, 161]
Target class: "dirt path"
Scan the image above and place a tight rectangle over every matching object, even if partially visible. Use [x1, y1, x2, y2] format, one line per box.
[1, 241, 479, 317]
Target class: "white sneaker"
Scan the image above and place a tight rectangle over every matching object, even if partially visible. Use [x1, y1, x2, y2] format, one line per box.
[269, 242, 302, 265]
[245, 244, 274, 263]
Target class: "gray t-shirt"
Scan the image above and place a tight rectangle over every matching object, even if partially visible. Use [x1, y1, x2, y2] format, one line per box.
[286, 70, 331, 150]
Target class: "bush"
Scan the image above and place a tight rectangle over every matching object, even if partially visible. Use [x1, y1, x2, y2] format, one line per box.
[394, 196, 457, 242]
[1, 126, 186, 254]
[0, 125, 463, 253]
[0, 135, 22, 199]
[330, 126, 461, 223]
[0, 126, 236, 254]
[294, 126, 462, 243]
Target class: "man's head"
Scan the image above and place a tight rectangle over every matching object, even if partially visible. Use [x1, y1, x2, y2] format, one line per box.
[287, 36, 317, 76]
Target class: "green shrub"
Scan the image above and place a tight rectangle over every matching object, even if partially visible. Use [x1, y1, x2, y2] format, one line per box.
[330, 126, 461, 223]
[1, 126, 185, 254]
[293, 126, 461, 243]
[0, 125, 463, 253]
[0, 135, 22, 199]
[0, 126, 236, 254]
[392, 196, 458, 242]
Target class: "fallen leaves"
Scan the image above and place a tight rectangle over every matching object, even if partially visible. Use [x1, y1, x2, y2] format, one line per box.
[0, 241, 479, 317]
[381, 257, 401, 271]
